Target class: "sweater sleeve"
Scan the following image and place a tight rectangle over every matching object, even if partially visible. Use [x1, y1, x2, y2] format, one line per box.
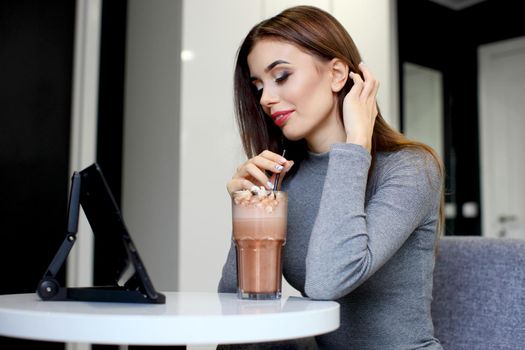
[304, 143, 442, 300]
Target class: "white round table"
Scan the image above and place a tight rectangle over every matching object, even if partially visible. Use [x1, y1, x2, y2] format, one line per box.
[0, 292, 339, 345]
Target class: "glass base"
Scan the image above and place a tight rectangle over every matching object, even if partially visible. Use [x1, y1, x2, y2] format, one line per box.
[237, 289, 281, 300]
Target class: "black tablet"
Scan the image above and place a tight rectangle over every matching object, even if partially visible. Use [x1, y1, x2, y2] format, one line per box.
[37, 163, 165, 304]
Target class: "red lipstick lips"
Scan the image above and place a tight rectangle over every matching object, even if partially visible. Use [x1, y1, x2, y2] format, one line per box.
[271, 110, 294, 127]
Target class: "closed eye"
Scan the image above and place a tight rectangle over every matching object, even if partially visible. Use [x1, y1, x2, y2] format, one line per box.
[275, 71, 291, 84]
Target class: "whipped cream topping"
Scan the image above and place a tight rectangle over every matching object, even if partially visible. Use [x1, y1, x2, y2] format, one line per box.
[233, 187, 285, 213]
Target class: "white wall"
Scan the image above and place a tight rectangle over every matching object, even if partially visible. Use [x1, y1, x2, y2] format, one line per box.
[178, 0, 261, 293]
[122, 0, 398, 295]
[122, 0, 182, 291]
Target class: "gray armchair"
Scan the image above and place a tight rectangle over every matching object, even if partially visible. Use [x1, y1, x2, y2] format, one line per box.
[432, 236, 525, 349]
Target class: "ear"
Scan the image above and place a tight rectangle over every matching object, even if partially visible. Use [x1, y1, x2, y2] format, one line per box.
[329, 58, 349, 93]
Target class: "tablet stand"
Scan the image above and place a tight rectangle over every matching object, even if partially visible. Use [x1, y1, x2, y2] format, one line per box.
[37, 164, 166, 304]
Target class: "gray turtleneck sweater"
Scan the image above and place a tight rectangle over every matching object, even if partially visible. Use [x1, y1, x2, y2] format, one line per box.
[218, 143, 443, 349]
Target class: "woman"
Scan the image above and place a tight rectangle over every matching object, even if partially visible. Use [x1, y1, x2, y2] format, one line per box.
[218, 5, 444, 350]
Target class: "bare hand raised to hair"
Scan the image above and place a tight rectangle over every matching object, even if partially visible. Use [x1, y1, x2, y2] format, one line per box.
[343, 62, 380, 153]
[226, 150, 294, 196]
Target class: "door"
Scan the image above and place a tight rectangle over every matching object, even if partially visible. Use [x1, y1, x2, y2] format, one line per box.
[479, 36, 525, 239]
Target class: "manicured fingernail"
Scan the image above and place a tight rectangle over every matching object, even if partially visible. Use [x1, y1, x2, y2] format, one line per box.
[278, 157, 287, 164]
[267, 181, 274, 189]
[275, 165, 284, 171]
[285, 161, 295, 172]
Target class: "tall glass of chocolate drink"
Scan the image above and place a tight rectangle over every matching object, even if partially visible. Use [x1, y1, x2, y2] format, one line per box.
[232, 188, 288, 300]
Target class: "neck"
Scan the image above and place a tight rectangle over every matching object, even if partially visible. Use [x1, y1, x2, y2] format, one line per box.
[305, 112, 346, 153]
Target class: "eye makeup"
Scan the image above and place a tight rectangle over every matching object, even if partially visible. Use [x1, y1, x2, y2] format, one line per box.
[275, 71, 291, 84]
[249, 63, 293, 99]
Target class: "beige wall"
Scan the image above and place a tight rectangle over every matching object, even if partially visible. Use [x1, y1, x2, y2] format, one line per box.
[122, 0, 398, 294]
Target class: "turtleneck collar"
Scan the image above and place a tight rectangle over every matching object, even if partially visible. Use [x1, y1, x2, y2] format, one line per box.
[301, 150, 330, 176]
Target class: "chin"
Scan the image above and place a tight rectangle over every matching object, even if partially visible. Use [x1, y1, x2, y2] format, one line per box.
[282, 129, 303, 141]
[281, 123, 308, 142]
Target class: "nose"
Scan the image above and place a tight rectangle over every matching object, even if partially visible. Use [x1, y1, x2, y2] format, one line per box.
[259, 87, 279, 108]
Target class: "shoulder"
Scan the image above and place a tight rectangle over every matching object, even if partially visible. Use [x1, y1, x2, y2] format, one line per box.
[374, 147, 443, 189]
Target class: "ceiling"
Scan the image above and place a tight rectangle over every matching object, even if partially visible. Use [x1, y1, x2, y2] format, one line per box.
[426, 0, 487, 10]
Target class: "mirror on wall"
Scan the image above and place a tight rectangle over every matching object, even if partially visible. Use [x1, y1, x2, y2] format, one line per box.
[402, 62, 444, 160]
[402, 62, 459, 229]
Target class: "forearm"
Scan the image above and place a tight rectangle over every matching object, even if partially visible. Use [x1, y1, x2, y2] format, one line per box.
[305, 143, 371, 299]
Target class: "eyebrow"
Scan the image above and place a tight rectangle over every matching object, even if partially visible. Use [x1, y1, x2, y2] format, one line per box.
[250, 60, 290, 81]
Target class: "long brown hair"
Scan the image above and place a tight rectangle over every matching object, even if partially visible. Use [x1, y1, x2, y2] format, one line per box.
[233, 5, 444, 232]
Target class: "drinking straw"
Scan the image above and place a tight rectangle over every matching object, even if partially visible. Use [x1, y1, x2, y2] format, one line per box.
[273, 149, 287, 193]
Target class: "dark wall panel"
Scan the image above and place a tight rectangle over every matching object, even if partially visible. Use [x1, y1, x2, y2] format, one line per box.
[397, 0, 525, 236]
[0, 0, 75, 349]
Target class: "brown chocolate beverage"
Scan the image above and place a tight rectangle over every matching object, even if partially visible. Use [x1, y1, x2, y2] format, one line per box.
[232, 189, 288, 300]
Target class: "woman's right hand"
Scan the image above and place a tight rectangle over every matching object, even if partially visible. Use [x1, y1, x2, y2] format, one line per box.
[342, 62, 379, 153]
[227, 150, 293, 196]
